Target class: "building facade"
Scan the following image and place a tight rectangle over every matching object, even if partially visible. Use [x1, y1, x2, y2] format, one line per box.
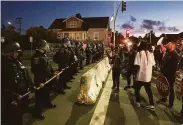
[48, 14, 110, 44]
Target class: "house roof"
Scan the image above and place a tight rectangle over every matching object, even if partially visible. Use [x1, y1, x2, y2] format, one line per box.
[61, 28, 88, 31]
[63, 16, 83, 22]
[48, 17, 109, 30]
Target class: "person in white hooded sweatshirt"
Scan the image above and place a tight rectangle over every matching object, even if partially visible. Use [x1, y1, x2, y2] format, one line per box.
[134, 42, 156, 111]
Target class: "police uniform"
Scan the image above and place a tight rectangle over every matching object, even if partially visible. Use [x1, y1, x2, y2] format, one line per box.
[2, 42, 33, 125]
[85, 44, 92, 65]
[92, 44, 97, 63]
[67, 44, 75, 79]
[53, 38, 71, 94]
[75, 43, 81, 69]
[101, 43, 105, 58]
[31, 40, 56, 119]
[79, 43, 85, 69]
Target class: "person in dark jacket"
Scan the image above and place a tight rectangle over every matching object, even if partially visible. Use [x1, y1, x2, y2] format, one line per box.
[31, 40, 57, 120]
[124, 44, 138, 90]
[2, 42, 33, 125]
[108, 46, 121, 92]
[157, 42, 180, 109]
[85, 43, 92, 65]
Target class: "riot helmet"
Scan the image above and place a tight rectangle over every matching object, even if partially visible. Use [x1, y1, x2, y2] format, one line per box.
[37, 39, 49, 53]
[67, 40, 71, 48]
[4, 42, 22, 59]
[4, 42, 22, 52]
[62, 38, 69, 43]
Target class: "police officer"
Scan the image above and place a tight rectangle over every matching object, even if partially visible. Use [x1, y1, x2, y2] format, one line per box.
[92, 44, 97, 63]
[53, 38, 71, 94]
[2, 42, 33, 125]
[75, 42, 81, 69]
[101, 43, 105, 58]
[85, 43, 92, 65]
[79, 41, 85, 69]
[31, 40, 56, 120]
[67, 40, 75, 79]
[96, 43, 100, 61]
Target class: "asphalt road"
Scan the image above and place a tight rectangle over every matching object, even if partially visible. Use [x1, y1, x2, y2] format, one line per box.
[22, 58, 106, 125]
[20, 56, 183, 125]
[103, 72, 183, 125]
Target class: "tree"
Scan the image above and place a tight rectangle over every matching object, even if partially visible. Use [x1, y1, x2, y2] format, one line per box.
[129, 36, 138, 44]
[26, 26, 47, 43]
[45, 30, 58, 43]
[1, 24, 20, 44]
[26, 26, 58, 43]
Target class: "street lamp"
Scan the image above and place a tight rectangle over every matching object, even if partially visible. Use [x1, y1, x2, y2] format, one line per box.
[8, 21, 11, 25]
[111, 0, 126, 47]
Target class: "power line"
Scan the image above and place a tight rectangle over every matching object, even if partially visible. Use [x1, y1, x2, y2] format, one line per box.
[16, 17, 22, 35]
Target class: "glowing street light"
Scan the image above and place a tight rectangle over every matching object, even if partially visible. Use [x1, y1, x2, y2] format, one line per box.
[110, 15, 114, 22]
[8, 21, 11, 25]
[124, 39, 128, 43]
[127, 42, 132, 46]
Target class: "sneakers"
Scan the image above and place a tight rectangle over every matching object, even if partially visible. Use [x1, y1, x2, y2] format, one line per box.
[112, 86, 116, 89]
[124, 86, 131, 90]
[45, 103, 56, 109]
[64, 86, 71, 89]
[156, 98, 167, 105]
[144, 105, 155, 111]
[133, 102, 141, 107]
[114, 88, 119, 93]
[32, 114, 45, 120]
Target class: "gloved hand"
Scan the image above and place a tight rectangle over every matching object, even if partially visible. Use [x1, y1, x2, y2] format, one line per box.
[28, 86, 37, 92]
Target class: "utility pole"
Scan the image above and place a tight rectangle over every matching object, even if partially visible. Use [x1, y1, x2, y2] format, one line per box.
[113, 2, 116, 47]
[16, 17, 22, 35]
[112, 0, 126, 47]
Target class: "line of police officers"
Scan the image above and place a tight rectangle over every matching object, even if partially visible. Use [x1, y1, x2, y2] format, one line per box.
[1, 38, 105, 125]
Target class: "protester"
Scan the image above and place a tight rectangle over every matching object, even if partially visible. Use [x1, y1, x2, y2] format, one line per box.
[107, 46, 121, 92]
[133, 42, 156, 110]
[157, 42, 180, 109]
[124, 44, 138, 90]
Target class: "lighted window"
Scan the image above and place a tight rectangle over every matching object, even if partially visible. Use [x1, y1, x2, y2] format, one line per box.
[64, 33, 69, 38]
[76, 33, 82, 40]
[94, 32, 99, 40]
[57, 32, 62, 38]
[69, 21, 77, 28]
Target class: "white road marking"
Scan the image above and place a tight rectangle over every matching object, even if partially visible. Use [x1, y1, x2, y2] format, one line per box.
[89, 71, 113, 125]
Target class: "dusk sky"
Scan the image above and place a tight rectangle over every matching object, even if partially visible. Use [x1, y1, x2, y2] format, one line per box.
[1, 1, 183, 37]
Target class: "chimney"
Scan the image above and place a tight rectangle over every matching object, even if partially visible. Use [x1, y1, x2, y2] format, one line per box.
[75, 13, 82, 19]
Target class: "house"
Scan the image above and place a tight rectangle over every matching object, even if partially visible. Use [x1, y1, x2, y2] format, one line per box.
[48, 13, 110, 44]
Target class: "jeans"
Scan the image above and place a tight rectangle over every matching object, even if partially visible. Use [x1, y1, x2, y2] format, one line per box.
[181, 96, 183, 113]
[161, 78, 175, 108]
[126, 71, 135, 86]
[112, 68, 121, 89]
[135, 81, 154, 105]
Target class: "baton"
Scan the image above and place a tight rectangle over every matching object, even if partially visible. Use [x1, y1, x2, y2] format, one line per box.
[10, 61, 76, 104]
[36, 67, 70, 90]
[36, 62, 76, 90]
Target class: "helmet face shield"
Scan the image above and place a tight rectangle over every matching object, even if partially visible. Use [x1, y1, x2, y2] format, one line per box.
[45, 43, 50, 53]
